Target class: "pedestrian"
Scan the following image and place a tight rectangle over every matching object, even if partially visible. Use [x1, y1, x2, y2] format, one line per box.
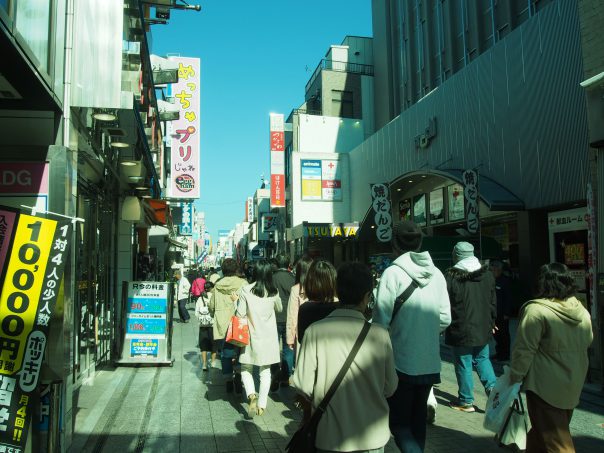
[296, 259, 338, 343]
[445, 241, 497, 412]
[373, 220, 451, 451]
[490, 260, 512, 361]
[510, 262, 592, 452]
[174, 269, 191, 323]
[191, 271, 206, 302]
[292, 262, 398, 452]
[237, 259, 282, 417]
[195, 289, 216, 371]
[285, 255, 314, 357]
[208, 267, 221, 284]
[271, 254, 296, 383]
[208, 258, 248, 392]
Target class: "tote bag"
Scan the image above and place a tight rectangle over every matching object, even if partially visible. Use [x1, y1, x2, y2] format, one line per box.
[484, 366, 522, 433]
[496, 396, 529, 451]
[225, 315, 249, 347]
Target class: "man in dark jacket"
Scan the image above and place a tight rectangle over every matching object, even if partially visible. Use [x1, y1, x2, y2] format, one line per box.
[490, 260, 512, 361]
[271, 254, 295, 383]
[445, 242, 497, 412]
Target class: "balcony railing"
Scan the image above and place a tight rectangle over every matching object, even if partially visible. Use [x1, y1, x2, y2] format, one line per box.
[305, 59, 374, 93]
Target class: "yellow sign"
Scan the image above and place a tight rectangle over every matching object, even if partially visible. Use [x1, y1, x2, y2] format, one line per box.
[302, 179, 321, 199]
[0, 215, 56, 375]
[306, 225, 358, 238]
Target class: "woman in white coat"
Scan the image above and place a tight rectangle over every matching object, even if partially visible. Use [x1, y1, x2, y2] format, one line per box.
[237, 259, 282, 417]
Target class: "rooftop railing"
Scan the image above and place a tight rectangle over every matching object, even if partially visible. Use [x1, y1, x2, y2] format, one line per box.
[305, 59, 374, 93]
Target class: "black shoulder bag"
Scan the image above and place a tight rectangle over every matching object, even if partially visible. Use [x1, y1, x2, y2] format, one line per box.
[390, 280, 419, 326]
[286, 321, 371, 453]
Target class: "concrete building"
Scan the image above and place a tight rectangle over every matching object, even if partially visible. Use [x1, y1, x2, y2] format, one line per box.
[284, 37, 373, 264]
[0, 1, 198, 450]
[347, 0, 597, 383]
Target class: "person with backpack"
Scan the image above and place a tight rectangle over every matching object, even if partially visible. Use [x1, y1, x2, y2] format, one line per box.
[373, 221, 451, 451]
[191, 271, 206, 301]
[195, 283, 216, 371]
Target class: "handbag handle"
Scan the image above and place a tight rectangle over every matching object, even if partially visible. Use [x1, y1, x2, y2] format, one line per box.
[312, 321, 371, 419]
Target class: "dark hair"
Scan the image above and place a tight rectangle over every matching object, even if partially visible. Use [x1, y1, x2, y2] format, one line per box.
[221, 258, 238, 277]
[295, 255, 314, 296]
[535, 262, 577, 300]
[275, 254, 290, 269]
[337, 262, 373, 306]
[304, 260, 337, 303]
[251, 259, 278, 297]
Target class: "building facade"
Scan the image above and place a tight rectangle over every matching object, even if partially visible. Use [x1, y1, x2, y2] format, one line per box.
[351, 0, 597, 382]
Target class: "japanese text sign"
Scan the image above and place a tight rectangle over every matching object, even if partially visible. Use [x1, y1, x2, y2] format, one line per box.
[178, 203, 193, 236]
[462, 170, 479, 234]
[168, 57, 201, 199]
[370, 184, 392, 242]
[270, 113, 285, 208]
[0, 205, 72, 453]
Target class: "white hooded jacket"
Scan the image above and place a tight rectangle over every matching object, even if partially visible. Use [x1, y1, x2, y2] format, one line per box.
[374, 251, 451, 375]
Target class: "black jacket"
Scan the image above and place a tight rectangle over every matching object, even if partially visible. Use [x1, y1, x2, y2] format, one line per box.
[272, 269, 295, 323]
[444, 265, 497, 347]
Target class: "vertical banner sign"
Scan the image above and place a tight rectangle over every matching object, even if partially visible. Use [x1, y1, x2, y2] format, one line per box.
[0, 205, 72, 453]
[168, 57, 201, 199]
[246, 197, 254, 223]
[586, 183, 597, 319]
[269, 113, 285, 208]
[463, 170, 479, 234]
[370, 184, 392, 242]
[178, 203, 193, 235]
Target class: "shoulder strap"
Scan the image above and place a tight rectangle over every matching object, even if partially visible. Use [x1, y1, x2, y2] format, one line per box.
[390, 280, 419, 326]
[312, 321, 371, 418]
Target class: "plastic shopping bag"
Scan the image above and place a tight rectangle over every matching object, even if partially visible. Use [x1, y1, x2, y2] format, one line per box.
[496, 395, 529, 451]
[483, 366, 522, 433]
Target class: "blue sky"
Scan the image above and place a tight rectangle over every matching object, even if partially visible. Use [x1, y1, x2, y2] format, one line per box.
[151, 0, 372, 242]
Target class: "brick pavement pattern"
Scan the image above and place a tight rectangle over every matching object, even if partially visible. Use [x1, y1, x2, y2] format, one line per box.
[71, 312, 604, 452]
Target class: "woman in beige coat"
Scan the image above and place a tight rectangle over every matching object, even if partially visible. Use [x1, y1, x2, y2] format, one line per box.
[237, 260, 282, 417]
[293, 262, 398, 452]
[285, 255, 313, 350]
[510, 263, 593, 452]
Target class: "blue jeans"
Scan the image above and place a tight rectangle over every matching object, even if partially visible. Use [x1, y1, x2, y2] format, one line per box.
[272, 322, 295, 379]
[452, 344, 497, 405]
[220, 340, 237, 376]
[387, 381, 431, 452]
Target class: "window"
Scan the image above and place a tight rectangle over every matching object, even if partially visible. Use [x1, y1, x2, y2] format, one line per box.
[15, 0, 52, 71]
[331, 90, 354, 118]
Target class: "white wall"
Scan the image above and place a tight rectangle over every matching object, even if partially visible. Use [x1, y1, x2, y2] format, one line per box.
[291, 152, 351, 227]
[297, 114, 364, 154]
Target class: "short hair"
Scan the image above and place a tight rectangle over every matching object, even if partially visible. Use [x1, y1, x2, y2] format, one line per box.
[304, 260, 337, 303]
[535, 262, 577, 300]
[337, 262, 373, 306]
[275, 253, 290, 269]
[221, 258, 238, 277]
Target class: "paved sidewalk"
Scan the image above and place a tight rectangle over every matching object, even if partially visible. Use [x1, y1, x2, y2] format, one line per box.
[70, 311, 604, 452]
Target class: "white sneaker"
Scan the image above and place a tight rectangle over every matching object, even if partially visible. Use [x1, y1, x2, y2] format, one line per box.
[211, 360, 221, 369]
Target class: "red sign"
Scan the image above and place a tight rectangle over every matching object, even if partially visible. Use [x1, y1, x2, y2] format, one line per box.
[271, 174, 285, 207]
[322, 180, 341, 188]
[270, 131, 284, 151]
[0, 162, 49, 194]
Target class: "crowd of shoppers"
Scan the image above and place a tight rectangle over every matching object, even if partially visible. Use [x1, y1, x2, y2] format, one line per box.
[176, 220, 592, 452]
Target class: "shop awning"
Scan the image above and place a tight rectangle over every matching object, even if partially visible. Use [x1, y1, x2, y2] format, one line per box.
[436, 169, 525, 211]
[168, 238, 188, 249]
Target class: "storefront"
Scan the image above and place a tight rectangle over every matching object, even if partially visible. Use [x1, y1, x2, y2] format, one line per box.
[289, 222, 359, 265]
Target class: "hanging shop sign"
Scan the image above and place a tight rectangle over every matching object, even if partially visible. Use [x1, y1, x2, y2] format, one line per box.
[462, 170, 479, 234]
[586, 183, 597, 320]
[246, 197, 254, 223]
[305, 223, 359, 238]
[447, 183, 464, 222]
[301, 159, 342, 201]
[429, 188, 444, 224]
[262, 214, 279, 232]
[178, 203, 193, 236]
[117, 282, 172, 365]
[168, 56, 201, 199]
[269, 113, 285, 208]
[0, 162, 49, 212]
[0, 205, 73, 453]
[370, 183, 392, 242]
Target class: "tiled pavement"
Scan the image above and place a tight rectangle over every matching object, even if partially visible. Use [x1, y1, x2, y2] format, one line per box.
[70, 309, 604, 452]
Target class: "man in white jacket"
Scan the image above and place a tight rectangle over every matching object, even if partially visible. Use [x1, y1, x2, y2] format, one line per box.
[374, 221, 451, 452]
